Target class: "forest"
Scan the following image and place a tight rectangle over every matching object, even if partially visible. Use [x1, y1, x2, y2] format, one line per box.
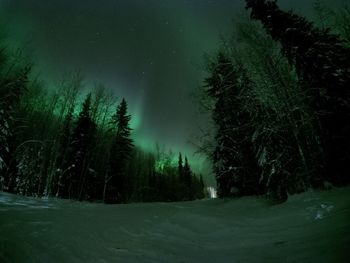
[1, 0, 350, 205]
[0, 51, 205, 204]
[196, 0, 350, 202]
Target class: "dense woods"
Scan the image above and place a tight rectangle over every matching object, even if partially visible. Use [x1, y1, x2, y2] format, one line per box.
[200, 0, 350, 202]
[0, 46, 205, 203]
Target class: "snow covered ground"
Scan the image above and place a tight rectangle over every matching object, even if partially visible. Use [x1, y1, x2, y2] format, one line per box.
[0, 187, 349, 263]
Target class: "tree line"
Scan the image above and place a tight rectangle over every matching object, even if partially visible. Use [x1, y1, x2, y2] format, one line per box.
[199, 0, 350, 202]
[0, 42, 205, 204]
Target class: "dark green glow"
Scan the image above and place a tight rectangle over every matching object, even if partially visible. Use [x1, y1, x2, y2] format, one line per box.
[3, 0, 343, 185]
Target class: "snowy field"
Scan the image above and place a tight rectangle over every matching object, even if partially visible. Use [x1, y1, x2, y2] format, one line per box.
[0, 188, 349, 263]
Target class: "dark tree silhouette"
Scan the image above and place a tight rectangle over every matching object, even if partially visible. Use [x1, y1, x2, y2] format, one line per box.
[65, 93, 96, 200]
[183, 157, 192, 199]
[178, 152, 184, 182]
[205, 52, 260, 198]
[107, 98, 134, 203]
[55, 106, 74, 197]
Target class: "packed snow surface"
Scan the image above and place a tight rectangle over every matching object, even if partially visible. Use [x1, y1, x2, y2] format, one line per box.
[0, 188, 349, 263]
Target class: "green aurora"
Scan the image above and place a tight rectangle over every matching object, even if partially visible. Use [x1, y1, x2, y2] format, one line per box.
[0, 0, 346, 185]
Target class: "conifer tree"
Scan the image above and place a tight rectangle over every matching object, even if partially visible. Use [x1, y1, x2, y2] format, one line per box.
[205, 52, 260, 197]
[107, 98, 134, 203]
[178, 152, 184, 182]
[55, 106, 74, 197]
[65, 93, 96, 200]
[183, 157, 192, 200]
[246, 0, 350, 185]
[205, 52, 238, 197]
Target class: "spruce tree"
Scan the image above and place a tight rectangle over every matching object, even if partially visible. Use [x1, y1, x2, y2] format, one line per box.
[183, 157, 192, 200]
[246, 0, 350, 185]
[107, 98, 134, 203]
[65, 93, 96, 200]
[178, 152, 184, 182]
[206, 52, 238, 197]
[55, 106, 74, 197]
[205, 52, 260, 197]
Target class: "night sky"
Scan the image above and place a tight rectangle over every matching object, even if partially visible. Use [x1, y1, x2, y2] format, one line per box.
[0, 0, 345, 183]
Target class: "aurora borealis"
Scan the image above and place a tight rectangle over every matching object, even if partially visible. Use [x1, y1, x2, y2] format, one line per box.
[0, 0, 345, 183]
[2, 1, 350, 261]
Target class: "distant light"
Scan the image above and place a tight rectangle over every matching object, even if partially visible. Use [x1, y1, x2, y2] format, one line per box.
[207, 187, 217, 199]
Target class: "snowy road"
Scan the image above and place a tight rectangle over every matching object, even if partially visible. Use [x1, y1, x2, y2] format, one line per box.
[0, 188, 349, 263]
